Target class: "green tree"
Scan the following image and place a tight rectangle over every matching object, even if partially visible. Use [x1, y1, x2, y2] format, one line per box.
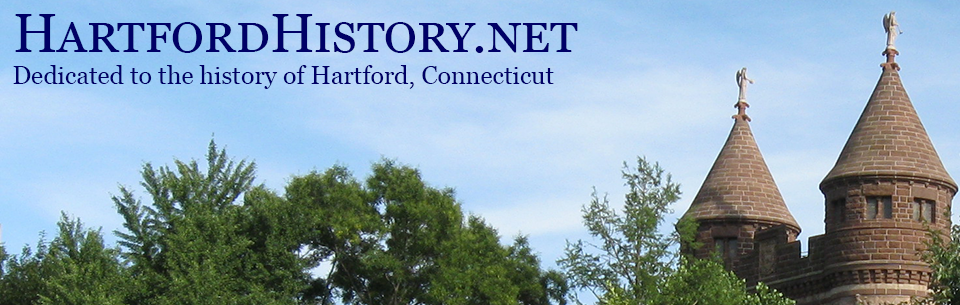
[0, 235, 51, 305]
[286, 159, 567, 305]
[659, 257, 792, 305]
[113, 141, 312, 305]
[3, 142, 565, 305]
[559, 156, 794, 305]
[923, 224, 960, 305]
[558, 157, 678, 303]
[506, 236, 569, 305]
[283, 163, 380, 304]
[0, 215, 129, 305]
[39, 214, 129, 305]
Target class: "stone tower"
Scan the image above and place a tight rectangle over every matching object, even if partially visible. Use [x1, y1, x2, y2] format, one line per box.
[678, 12, 955, 305]
[816, 28, 957, 304]
[682, 75, 800, 268]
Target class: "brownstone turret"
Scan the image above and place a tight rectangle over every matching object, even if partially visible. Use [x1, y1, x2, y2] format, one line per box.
[816, 30, 957, 304]
[676, 12, 957, 305]
[683, 76, 800, 267]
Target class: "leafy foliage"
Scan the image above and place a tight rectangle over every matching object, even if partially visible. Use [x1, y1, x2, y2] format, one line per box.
[558, 157, 679, 302]
[287, 159, 567, 305]
[0, 214, 128, 305]
[0, 235, 51, 305]
[112, 141, 309, 304]
[560, 156, 794, 305]
[1, 141, 564, 305]
[39, 214, 129, 305]
[923, 224, 960, 305]
[660, 257, 793, 305]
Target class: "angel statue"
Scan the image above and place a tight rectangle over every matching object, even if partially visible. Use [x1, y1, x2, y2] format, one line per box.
[883, 11, 902, 50]
[736, 67, 754, 102]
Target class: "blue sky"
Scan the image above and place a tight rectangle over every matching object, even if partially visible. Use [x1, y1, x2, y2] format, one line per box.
[3, 1, 960, 275]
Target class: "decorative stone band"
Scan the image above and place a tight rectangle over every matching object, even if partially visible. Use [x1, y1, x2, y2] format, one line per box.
[821, 175, 958, 195]
[825, 264, 931, 285]
[816, 282, 929, 305]
[760, 267, 932, 305]
[694, 216, 802, 233]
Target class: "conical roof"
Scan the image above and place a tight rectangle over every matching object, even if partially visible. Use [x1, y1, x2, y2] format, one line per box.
[684, 115, 800, 230]
[821, 64, 956, 189]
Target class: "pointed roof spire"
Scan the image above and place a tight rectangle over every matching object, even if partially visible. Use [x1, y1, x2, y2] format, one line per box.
[822, 13, 956, 189]
[684, 69, 800, 230]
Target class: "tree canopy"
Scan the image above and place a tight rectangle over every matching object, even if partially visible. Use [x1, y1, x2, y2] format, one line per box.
[0, 141, 565, 305]
[286, 160, 567, 305]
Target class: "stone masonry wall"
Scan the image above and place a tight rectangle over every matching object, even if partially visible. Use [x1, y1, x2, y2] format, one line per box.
[734, 176, 954, 305]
